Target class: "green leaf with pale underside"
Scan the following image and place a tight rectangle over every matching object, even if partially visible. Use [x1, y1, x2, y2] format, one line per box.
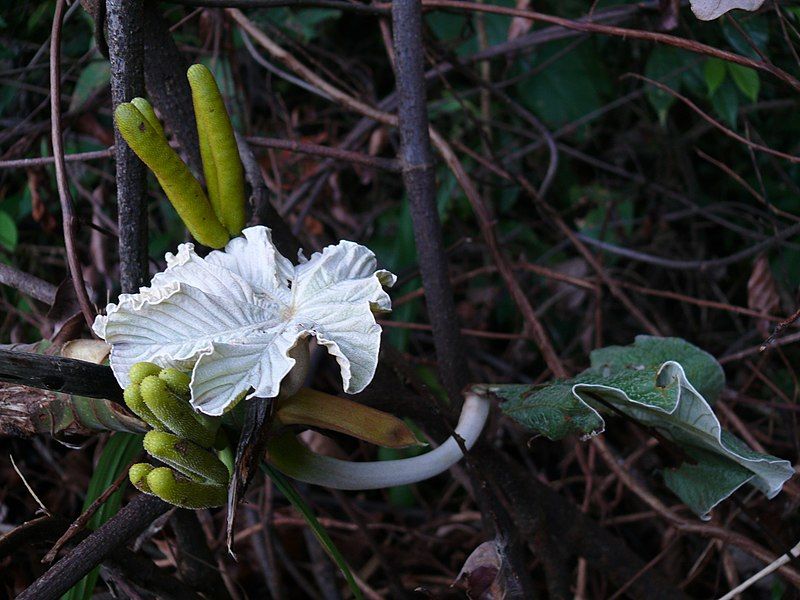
[493, 336, 793, 518]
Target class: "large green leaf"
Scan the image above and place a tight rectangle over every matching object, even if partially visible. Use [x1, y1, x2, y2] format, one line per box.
[517, 40, 610, 128]
[728, 63, 760, 102]
[589, 335, 725, 403]
[494, 336, 793, 518]
[710, 78, 740, 127]
[645, 45, 683, 124]
[69, 60, 110, 111]
[704, 58, 727, 96]
[0, 210, 18, 251]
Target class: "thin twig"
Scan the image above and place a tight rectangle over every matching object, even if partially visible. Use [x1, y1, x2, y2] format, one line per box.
[760, 306, 800, 351]
[576, 225, 800, 271]
[247, 136, 401, 171]
[0, 148, 114, 170]
[720, 331, 800, 364]
[718, 540, 800, 600]
[17, 494, 170, 600]
[241, 29, 332, 100]
[429, 127, 569, 378]
[0, 263, 57, 304]
[236, 134, 299, 257]
[49, 0, 96, 329]
[379, 319, 532, 340]
[608, 532, 681, 600]
[394, 260, 788, 323]
[391, 0, 469, 401]
[42, 462, 135, 563]
[10, 454, 51, 516]
[628, 73, 800, 163]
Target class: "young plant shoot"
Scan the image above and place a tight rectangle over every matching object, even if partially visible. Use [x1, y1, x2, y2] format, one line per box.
[114, 101, 229, 249]
[187, 64, 247, 236]
[113, 65, 247, 248]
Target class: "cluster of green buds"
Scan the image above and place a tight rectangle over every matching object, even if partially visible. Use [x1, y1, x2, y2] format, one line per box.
[124, 362, 233, 509]
[120, 360, 491, 510]
[114, 64, 245, 247]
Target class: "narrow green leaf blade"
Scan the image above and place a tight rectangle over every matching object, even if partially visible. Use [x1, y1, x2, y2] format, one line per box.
[63, 433, 143, 600]
[264, 464, 363, 600]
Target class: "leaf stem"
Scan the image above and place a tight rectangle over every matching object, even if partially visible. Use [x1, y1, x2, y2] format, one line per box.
[267, 392, 490, 489]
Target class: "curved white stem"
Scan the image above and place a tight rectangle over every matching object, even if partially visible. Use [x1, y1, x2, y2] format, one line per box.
[717, 540, 800, 600]
[268, 392, 490, 490]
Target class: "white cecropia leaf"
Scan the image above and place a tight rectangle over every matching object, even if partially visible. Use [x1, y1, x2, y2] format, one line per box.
[690, 0, 765, 20]
[93, 226, 396, 416]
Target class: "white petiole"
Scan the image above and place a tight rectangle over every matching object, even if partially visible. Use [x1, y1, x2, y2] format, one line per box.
[268, 391, 490, 490]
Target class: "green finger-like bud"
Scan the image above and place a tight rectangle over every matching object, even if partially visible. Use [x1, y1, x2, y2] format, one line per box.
[146, 467, 228, 509]
[194, 102, 220, 229]
[156, 366, 221, 431]
[140, 376, 216, 447]
[129, 462, 155, 494]
[187, 64, 246, 236]
[143, 430, 230, 485]
[157, 368, 218, 433]
[131, 97, 165, 139]
[129, 362, 162, 386]
[124, 383, 165, 429]
[114, 102, 230, 249]
[158, 368, 191, 397]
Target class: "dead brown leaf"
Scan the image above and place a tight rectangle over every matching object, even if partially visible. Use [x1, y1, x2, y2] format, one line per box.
[507, 0, 533, 42]
[747, 254, 780, 336]
[455, 540, 507, 599]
